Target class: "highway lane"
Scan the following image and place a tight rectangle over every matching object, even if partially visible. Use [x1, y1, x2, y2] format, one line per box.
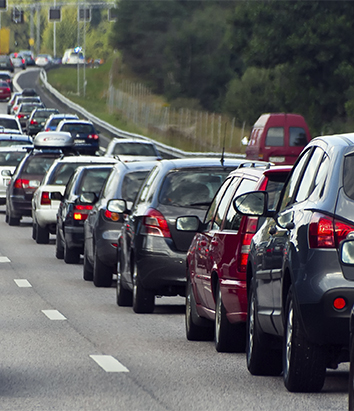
[0, 87, 350, 410]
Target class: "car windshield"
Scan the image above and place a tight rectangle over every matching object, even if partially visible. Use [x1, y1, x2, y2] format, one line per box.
[159, 168, 232, 208]
[121, 171, 150, 202]
[0, 151, 26, 166]
[113, 142, 157, 156]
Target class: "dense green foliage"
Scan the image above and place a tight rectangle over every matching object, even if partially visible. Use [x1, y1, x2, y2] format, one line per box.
[111, 0, 354, 134]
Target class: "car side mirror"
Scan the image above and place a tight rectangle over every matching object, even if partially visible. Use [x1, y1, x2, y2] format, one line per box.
[107, 199, 129, 214]
[50, 191, 63, 201]
[176, 216, 202, 232]
[1, 169, 12, 177]
[339, 238, 354, 265]
[233, 191, 268, 217]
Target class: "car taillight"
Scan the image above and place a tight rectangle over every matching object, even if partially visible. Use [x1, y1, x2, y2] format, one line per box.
[17, 113, 26, 119]
[30, 120, 38, 125]
[87, 134, 99, 140]
[13, 105, 18, 111]
[40, 191, 51, 205]
[14, 178, 39, 189]
[73, 204, 93, 221]
[308, 212, 354, 248]
[141, 208, 171, 238]
[104, 209, 120, 222]
[238, 217, 258, 273]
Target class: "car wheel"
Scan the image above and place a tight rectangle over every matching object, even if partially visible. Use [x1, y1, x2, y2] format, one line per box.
[215, 283, 245, 353]
[116, 272, 133, 307]
[185, 278, 214, 341]
[83, 246, 93, 281]
[64, 238, 80, 264]
[283, 286, 326, 392]
[55, 224, 64, 259]
[246, 280, 282, 376]
[132, 262, 155, 313]
[349, 334, 354, 410]
[8, 206, 20, 226]
[36, 224, 50, 244]
[32, 221, 37, 240]
[93, 251, 113, 287]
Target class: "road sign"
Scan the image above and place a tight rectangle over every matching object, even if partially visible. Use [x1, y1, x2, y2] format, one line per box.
[78, 8, 91, 22]
[49, 7, 61, 22]
[0, 0, 7, 11]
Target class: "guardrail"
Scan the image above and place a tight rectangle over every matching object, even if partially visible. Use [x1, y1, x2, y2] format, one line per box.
[34, 68, 245, 160]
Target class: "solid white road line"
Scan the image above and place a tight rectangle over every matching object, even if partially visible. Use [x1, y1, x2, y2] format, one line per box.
[14, 279, 32, 287]
[90, 355, 129, 373]
[0, 257, 10, 263]
[41, 309, 67, 320]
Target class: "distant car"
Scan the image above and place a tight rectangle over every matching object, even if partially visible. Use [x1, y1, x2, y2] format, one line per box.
[43, 114, 79, 132]
[105, 138, 162, 162]
[0, 55, 14, 73]
[5, 131, 75, 226]
[0, 71, 13, 92]
[55, 165, 115, 264]
[84, 160, 157, 287]
[56, 119, 100, 155]
[180, 164, 291, 351]
[0, 134, 33, 147]
[21, 88, 38, 97]
[0, 80, 11, 101]
[7, 92, 22, 114]
[25, 108, 59, 136]
[62, 48, 85, 65]
[15, 102, 45, 128]
[0, 114, 23, 134]
[19, 50, 35, 66]
[0, 146, 29, 205]
[11, 95, 42, 115]
[32, 155, 118, 244]
[10, 53, 26, 70]
[116, 158, 246, 313]
[35, 54, 53, 67]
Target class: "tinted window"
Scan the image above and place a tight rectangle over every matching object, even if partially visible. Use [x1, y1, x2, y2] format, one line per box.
[204, 177, 233, 230]
[0, 119, 20, 130]
[23, 155, 57, 175]
[61, 124, 94, 134]
[0, 151, 26, 166]
[224, 178, 257, 230]
[121, 171, 150, 202]
[212, 177, 241, 230]
[47, 163, 82, 185]
[0, 140, 30, 147]
[265, 127, 284, 146]
[135, 166, 159, 205]
[77, 169, 111, 195]
[113, 143, 157, 156]
[311, 154, 329, 200]
[289, 127, 308, 146]
[344, 155, 354, 200]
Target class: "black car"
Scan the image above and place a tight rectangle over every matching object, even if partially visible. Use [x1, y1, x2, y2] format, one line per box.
[0, 55, 14, 73]
[83, 161, 157, 287]
[15, 102, 45, 129]
[5, 132, 75, 226]
[55, 165, 115, 264]
[56, 119, 100, 155]
[233, 133, 354, 393]
[116, 158, 245, 314]
[26, 108, 59, 136]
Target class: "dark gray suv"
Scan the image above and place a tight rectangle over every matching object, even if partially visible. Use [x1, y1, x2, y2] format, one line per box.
[234, 133, 354, 393]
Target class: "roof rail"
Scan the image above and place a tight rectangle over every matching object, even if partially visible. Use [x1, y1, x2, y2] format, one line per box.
[237, 161, 273, 170]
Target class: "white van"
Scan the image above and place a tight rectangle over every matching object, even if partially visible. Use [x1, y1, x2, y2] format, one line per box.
[62, 48, 85, 65]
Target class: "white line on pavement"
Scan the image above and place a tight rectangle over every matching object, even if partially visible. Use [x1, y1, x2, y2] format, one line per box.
[14, 279, 32, 287]
[0, 257, 10, 263]
[90, 355, 129, 372]
[41, 310, 67, 320]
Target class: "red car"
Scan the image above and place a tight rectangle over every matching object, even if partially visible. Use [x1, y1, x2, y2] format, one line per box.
[179, 164, 291, 352]
[0, 80, 11, 101]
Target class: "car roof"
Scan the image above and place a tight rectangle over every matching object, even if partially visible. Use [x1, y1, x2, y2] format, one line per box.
[155, 157, 249, 171]
[51, 155, 118, 165]
[0, 134, 32, 141]
[111, 160, 158, 172]
[58, 119, 93, 125]
[111, 138, 156, 146]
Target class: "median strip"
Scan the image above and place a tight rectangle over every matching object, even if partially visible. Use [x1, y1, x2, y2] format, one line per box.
[90, 355, 129, 372]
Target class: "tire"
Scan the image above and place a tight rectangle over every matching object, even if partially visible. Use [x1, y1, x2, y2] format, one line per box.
[5, 206, 9, 223]
[283, 287, 326, 392]
[83, 246, 93, 281]
[64, 238, 80, 264]
[246, 280, 282, 376]
[8, 206, 20, 226]
[93, 251, 113, 287]
[215, 283, 245, 353]
[36, 224, 50, 244]
[185, 279, 214, 341]
[32, 222, 37, 240]
[132, 262, 155, 313]
[349, 336, 354, 411]
[116, 272, 133, 307]
[55, 224, 64, 259]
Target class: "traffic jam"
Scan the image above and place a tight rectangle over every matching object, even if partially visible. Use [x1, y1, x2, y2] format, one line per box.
[0, 80, 353, 409]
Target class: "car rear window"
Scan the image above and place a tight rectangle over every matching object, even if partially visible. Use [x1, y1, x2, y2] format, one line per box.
[22, 155, 57, 175]
[343, 155, 354, 200]
[159, 169, 232, 209]
[121, 171, 150, 202]
[0, 81, 8, 87]
[0, 140, 30, 147]
[0, 119, 20, 130]
[113, 142, 156, 156]
[61, 124, 94, 134]
[289, 127, 308, 146]
[0, 151, 26, 166]
[77, 169, 112, 195]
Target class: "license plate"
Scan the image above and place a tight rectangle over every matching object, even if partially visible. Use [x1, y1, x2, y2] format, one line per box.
[75, 139, 86, 144]
[269, 156, 285, 163]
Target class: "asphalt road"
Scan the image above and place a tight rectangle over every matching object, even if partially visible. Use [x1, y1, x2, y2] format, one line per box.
[0, 69, 349, 411]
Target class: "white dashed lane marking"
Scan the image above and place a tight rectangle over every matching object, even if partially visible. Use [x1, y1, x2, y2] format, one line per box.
[41, 310, 67, 320]
[90, 355, 129, 373]
[0, 257, 10, 263]
[14, 279, 32, 287]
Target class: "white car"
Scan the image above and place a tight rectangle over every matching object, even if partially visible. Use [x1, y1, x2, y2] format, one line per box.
[31, 155, 118, 244]
[0, 146, 30, 204]
[35, 54, 53, 67]
[0, 114, 23, 134]
[104, 138, 162, 162]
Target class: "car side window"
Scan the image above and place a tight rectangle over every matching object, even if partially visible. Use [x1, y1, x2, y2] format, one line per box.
[134, 166, 159, 206]
[204, 177, 234, 231]
[265, 127, 284, 146]
[295, 147, 324, 203]
[279, 148, 312, 211]
[212, 177, 241, 230]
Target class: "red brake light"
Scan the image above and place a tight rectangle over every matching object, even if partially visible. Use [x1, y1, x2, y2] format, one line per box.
[87, 134, 99, 140]
[104, 209, 120, 221]
[14, 178, 39, 189]
[238, 217, 258, 273]
[308, 212, 354, 248]
[30, 120, 38, 125]
[40, 191, 51, 206]
[73, 204, 93, 221]
[333, 297, 346, 311]
[141, 208, 171, 238]
[17, 113, 26, 119]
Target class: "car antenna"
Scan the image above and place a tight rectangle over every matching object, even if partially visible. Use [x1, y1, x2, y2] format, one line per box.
[220, 122, 227, 166]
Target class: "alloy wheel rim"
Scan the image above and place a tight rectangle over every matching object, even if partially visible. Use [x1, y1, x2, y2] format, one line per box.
[285, 304, 293, 375]
[247, 295, 255, 363]
[215, 289, 222, 343]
